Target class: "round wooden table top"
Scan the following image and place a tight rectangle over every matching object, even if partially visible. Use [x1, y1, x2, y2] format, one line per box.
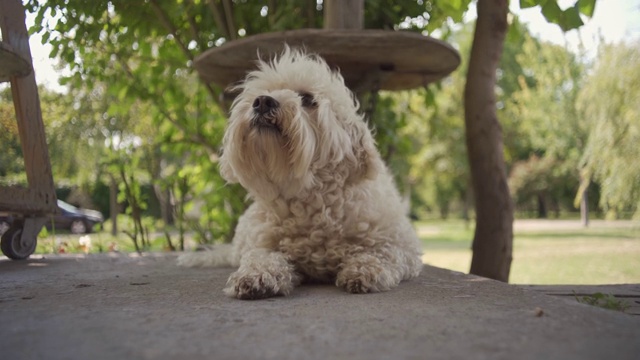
[194, 29, 460, 93]
[0, 42, 32, 83]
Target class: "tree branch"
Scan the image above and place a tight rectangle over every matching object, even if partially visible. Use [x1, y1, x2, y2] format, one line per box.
[149, 0, 194, 62]
[183, 0, 203, 46]
[206, 0, 230, 39]
[268, 0, 277, 27]
[115, 56, 218, 155]
[221, 0, 237, 39]
[307, 0, 316, 28]
[148, 0, 222, 105]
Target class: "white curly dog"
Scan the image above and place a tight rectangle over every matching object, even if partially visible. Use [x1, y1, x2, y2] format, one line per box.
[178, 48, 423, 299]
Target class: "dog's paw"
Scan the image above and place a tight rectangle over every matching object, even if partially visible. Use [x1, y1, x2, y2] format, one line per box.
[224, 271, 293, 300]
[341, 277, 372, 294]
[336, 262, 397, 294]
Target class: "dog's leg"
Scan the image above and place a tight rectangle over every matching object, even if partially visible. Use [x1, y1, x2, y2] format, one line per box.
[224, 248, 300, 300]
[336, 252, 405, 294]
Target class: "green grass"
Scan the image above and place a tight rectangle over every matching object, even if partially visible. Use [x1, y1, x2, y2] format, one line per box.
[32, 218, 640, 285]
[35, 228, 178, 255]
[418, 219, 640, 285]
[33, 215, 184, 254]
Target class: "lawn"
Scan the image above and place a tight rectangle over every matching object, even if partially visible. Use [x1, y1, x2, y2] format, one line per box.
[30, 218, 640, 285]
[418, 219, 640, 285]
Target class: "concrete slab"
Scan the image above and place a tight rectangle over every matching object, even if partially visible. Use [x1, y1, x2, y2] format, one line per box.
[1, 253, 638, 360]
[523, 284, 640, 315]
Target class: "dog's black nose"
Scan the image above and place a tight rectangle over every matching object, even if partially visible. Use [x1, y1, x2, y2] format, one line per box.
[252, 95, 279, 115]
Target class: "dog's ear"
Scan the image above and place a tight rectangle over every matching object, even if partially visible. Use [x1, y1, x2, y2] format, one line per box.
[315, 99, 381, 184]
[219, 151, 239, 183]
[345, 119, 382, 184]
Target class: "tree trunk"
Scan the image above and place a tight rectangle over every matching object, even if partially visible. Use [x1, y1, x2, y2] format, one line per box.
[537, 193, 547, 219]
[154, 184, 174, 226]
[323, 0, 363, 29]
[464, 0, 513, 282]
[109, 175, 118, 236]
[580, 186, 589, 227]
[462, 180, 473, 229]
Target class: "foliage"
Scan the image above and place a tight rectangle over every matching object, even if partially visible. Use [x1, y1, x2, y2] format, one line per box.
[501, 29, 588, 216]
[400, 18, 588, 220]
[0, 89, 24, 181]
[402, 83, 470, 219]
[390, 16, 595, 220]
[519, 0, 596, 31]
[104, 148, 150, 253]
[22, 0, 478, 245]
[15, 0, 625, 258]
[508, 155, 577, 216]
[26, 0, 238, 244]
[577, 42, 640, 219]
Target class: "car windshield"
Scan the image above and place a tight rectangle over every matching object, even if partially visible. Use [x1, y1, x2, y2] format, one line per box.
[57, 200, 79, 213]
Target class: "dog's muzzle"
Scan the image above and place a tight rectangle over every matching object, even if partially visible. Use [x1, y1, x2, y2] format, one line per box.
[251, 95, 281, 132]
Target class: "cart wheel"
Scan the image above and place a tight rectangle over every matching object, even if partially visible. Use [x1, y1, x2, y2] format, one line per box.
[1, 226, 37, 260]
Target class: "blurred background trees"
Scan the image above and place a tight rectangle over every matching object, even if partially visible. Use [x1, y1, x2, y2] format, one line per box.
[1, 1, 637, 253]
[576, 42, 640, 219]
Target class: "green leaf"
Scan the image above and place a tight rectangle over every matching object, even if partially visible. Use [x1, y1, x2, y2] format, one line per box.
[449, 0, 462, 11]
[519, 0, 541, 9]
[541, 1, 563, 22]
[577, 0, 596, 17]
[118, 86, 129, 101]
[562, 6, 585, 31]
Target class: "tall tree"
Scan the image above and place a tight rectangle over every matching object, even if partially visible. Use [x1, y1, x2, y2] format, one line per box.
[464, 0, 596, 281]
[577, 42, 640, 219]
[464, 0, 513, 281]
[24, 1, 598, 278]
[24, 1, 449, 246]
[504, 32, 588, 219]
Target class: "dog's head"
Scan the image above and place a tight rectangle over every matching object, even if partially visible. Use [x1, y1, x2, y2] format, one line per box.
[220, 47, 381, 201]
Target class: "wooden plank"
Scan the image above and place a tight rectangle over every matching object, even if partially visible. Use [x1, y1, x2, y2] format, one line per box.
[0, 41, 32, 82]
[0, 0, 57, 215]
[0, 186, 54, 214]
[194, 29, 460, 93]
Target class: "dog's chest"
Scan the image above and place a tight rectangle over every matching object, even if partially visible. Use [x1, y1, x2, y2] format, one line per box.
[277, 234, 345, 280]
[275, 198, 349, 280]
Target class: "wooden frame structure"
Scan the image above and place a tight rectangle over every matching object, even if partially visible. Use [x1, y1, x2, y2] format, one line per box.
[194, 0, 460, 97]
[0, 0, 57, 259]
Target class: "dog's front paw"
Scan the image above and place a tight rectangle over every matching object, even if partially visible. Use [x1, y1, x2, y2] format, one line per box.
[224, 271, 293, 300]
[336, 261, 397, 294]
[340, 277, 372, 294]
[336, 272, 376, 294]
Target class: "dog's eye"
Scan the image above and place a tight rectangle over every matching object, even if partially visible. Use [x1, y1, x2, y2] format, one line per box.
[299, 92, 317, 108]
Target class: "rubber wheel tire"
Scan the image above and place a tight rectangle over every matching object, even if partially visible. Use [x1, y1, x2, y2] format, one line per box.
[1, 227, 36, 260]
[70, 220, 87, 234]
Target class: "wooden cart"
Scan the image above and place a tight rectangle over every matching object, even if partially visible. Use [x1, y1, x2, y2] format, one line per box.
[0, 0, 57, 259]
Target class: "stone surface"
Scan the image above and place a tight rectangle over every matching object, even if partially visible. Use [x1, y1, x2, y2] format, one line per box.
[523, 284, 640, 315]
[1, 253, 638, 360]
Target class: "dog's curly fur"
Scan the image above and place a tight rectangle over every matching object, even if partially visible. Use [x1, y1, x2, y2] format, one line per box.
[177, 48, 423, 299]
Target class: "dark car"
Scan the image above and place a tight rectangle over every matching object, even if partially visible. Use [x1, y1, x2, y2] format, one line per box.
[0, 200, 104, 235]
[49, 200, 104, 234]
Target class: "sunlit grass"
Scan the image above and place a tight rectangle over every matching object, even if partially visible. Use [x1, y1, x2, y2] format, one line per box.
[31, 218, 640, 285]
[418, 219, 640, 285]
[34, 216, 182, 254]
